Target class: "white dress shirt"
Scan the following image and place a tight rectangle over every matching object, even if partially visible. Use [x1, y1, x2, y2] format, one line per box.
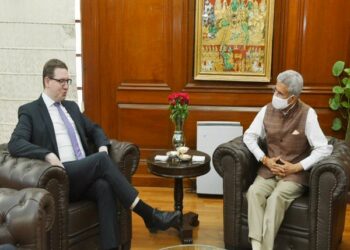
[42, 93, 86, 162]
[243, 105, 333, 170]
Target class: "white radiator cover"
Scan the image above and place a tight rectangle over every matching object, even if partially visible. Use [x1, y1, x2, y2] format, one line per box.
[196, 121, 243, 195]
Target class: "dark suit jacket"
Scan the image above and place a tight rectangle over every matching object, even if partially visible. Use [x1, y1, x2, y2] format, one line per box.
[8, 96, 110, 161]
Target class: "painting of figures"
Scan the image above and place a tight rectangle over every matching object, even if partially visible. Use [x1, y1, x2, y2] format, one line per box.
[194, 0, 275, 82]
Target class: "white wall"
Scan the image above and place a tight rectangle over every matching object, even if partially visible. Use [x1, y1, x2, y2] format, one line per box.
[0, 0, 77, 143]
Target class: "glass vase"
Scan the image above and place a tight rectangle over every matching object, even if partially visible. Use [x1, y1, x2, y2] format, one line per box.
[172, 116, 185, 149]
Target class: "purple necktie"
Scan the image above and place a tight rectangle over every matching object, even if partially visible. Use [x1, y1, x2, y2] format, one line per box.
[54, 102, 84, 160]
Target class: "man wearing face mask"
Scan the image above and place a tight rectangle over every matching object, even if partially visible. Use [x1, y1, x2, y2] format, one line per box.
[243, 70, 332, 250]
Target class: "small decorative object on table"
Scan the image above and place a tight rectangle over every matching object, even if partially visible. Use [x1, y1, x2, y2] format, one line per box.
[167, 150, 179, 164]
[177, 146, 191, 161]
[168, 92, 190, 149]
[176, 146, 189, 155]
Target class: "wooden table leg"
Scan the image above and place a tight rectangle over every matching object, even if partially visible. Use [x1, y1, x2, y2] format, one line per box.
[174, 178, 199, 244]
[174, 178, 183, 214]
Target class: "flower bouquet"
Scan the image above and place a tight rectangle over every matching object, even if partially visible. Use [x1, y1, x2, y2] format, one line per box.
[168, 92, 189, 148]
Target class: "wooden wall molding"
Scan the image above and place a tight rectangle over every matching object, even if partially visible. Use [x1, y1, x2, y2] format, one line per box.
[118, 83, 171, 89]
[118, 104, 262, 113]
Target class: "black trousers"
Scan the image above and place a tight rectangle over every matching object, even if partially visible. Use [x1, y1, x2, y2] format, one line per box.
[64, 152, 138, 250]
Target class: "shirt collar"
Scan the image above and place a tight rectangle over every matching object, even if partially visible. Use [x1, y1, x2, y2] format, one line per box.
[42, 92, 57, 108]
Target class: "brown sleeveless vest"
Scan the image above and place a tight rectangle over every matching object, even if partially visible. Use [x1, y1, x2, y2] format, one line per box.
[259, 101, 311, 185]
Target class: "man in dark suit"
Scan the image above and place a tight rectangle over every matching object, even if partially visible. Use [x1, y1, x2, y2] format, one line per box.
[8, 59, 180, 250]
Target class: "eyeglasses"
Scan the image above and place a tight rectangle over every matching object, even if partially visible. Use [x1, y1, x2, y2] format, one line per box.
[49, 77, 72, 86]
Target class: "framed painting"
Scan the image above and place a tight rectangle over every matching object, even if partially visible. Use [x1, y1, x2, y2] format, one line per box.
[194, 0, 275, 82]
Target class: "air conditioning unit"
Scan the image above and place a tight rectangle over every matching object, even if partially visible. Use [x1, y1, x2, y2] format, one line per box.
[196, 121, 243, 195]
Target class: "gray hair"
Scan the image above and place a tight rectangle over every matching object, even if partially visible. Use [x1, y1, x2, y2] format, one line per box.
[277, 70, 303, 96]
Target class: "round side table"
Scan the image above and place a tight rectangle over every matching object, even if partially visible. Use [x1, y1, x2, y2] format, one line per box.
[147, 150, 210, 244]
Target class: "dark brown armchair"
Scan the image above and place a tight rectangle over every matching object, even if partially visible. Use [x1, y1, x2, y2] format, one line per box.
[213, 136, 349, 250]
[0, 187, 55, 249]
[0, 140, 139, 250]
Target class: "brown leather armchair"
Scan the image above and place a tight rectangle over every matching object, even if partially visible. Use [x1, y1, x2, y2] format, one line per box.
[0, 140, 139, 250]
[213, 136, 349, 250]
[0, 188, 55, 249]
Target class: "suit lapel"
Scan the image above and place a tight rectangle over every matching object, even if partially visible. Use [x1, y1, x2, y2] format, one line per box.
[38, 97, 59, 155]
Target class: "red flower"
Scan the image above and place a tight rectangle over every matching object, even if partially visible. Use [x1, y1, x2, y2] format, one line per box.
[168, 92, 189, 106]
[168, 92, 190, 121]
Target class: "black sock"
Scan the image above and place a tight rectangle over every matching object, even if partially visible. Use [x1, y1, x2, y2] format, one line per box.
[133, 199, 154, 223]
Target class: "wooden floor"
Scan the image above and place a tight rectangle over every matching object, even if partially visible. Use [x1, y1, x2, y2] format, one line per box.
[131, 187, 350, 250]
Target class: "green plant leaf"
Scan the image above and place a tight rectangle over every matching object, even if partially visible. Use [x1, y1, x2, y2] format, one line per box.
[341, 101, 350, 108]
[332, 86, 344, 94]
[332, 61, 345, 76]
[332, 117, 342, 131]
[344, 68, 350, 76]
[342, 77, 350, 86]
[329, 96, 340, 110]
[344, 88, 350, 99]
[330, 62, 349, 134]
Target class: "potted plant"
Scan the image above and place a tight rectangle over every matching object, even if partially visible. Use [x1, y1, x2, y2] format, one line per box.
[329, 61, 350, 142]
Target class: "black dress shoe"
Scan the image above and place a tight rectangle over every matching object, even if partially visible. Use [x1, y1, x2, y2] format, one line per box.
[145, 209, 181, 233]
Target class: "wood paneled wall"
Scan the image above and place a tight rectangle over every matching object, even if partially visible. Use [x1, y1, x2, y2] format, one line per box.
[81, 0, 350, 187]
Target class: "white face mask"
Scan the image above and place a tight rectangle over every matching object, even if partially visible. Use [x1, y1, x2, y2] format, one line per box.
[272, 94, 292, 110]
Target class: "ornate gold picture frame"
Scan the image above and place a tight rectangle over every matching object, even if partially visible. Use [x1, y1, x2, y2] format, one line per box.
[194, 0, 275, 82]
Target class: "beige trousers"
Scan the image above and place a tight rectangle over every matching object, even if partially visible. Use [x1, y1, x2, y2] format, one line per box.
[246, 175, 305, 250]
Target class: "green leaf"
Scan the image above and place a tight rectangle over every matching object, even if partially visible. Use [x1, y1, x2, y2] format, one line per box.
[332, 86, 344, 94]
[341, 101, 350, 108]
[345, 88, 350, 99]
[342, 77, 350, 86]
[332, 117, 342, 131]
[332, 61, 345, 76]
[344, 68, 350, 76]
[329, 96, 340, 110]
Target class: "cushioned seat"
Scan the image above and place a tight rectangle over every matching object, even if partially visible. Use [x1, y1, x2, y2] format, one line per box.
[241, 192, 310, 232]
